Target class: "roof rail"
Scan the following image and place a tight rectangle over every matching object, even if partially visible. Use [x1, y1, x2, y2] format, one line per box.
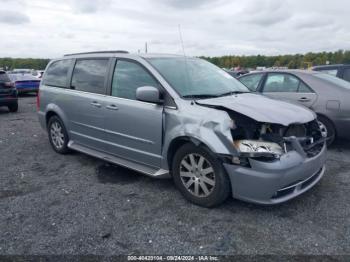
[64, 50, 129, 56]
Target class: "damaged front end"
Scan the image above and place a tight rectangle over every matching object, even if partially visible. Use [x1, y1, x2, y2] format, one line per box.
[211, 107, 327, 205]
[229, 110, 326, 164]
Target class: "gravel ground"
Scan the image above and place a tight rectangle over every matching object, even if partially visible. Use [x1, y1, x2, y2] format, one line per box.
[0, 95, 349, 256]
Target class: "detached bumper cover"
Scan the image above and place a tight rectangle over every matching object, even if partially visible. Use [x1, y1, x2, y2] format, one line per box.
[224, 143, 327, 204]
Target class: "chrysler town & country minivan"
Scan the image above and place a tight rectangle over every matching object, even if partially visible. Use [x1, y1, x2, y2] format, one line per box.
[38, 51, 327, 207]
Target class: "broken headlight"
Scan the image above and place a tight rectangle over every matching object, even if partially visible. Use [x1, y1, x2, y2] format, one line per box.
[234, 140, 284, 157]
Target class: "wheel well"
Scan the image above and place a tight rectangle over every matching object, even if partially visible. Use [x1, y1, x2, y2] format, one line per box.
[167, 137, 210, 170]
[45, 111, 58, 126]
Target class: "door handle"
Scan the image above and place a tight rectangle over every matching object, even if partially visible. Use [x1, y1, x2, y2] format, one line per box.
[106, 104, 119, 110]
[298, 97, 310, 102]
[90, 101, 102, 108]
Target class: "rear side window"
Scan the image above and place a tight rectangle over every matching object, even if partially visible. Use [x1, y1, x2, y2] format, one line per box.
[43, 59, 73, 87]
[71, 59, 109, 94]
[0, 72, 10, 82]
[111, 60, 159, 100]
[343, 68, 350, 82]
[239, 74, 263, 91]
[264, 73, 300, 92]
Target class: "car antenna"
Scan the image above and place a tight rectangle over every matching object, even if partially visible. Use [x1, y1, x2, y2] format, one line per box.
[178, 24, 193, 104]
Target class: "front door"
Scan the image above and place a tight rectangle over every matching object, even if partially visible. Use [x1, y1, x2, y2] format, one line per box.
[103, 59, 163, 168]
[262, 73, 317, 108]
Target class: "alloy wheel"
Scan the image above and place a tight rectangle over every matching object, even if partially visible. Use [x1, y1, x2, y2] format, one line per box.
[50, 121, 65, 149]
[179, 153, 216, 198]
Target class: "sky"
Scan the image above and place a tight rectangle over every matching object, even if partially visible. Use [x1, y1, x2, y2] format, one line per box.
[0, 0, 349, 58]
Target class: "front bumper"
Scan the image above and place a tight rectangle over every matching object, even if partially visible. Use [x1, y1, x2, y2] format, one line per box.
[224, 142, 327, 205]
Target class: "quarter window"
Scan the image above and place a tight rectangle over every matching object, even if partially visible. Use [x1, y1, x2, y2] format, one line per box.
[71, 59, 109, 94]
[111, 60, 159, 100]
[239, 74, 263, 91]
[43, 59, 73, 88]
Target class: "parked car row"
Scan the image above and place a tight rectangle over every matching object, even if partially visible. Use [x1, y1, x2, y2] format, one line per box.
[238, 70, 350, 145]
[7, 73, 40, 94]
[37, 51, 327, 207]
[0, 70, 41, 112]
[8, 68, 44, 79]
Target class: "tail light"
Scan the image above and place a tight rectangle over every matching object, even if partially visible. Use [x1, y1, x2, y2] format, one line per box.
[36, 89, 40, 111]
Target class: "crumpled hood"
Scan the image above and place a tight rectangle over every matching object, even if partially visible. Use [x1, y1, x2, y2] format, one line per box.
[197, 93, 316, 126]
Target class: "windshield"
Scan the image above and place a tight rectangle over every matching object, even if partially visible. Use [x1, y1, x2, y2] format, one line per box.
[314, 73, 350, 90]
[147, 57, 249, 98]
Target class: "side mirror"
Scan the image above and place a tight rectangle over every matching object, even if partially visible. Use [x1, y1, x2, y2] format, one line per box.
[136, 86, 163, 104]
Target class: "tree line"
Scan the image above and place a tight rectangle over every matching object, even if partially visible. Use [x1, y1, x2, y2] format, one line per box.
[1, 50, 349, 70]
[0, 58, 50, 70]
[200, 50, 350, 69]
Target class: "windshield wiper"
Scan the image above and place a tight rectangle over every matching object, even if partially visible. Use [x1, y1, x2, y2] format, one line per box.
[182, 94, 220, 99]
[216, 91, 250, 97]
[182, 91, 250, 100]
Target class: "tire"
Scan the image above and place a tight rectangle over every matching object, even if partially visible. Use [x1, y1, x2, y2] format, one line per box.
[47, 116, 70, 154]
[8, 102, 18, 112]
[172, 143, 231, 207]
[317, 115, 336, 146]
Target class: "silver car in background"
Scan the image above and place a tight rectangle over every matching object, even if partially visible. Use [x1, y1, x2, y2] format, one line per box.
[38, 52, 326, 207]
[238, 70, 350, 145]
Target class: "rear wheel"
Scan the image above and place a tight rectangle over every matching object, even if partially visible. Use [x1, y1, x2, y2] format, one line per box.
[8, 102, 18, 112]
[48, 116, 70, 154]
[317, 115, 336, 146]
[172, 143, 231, 207]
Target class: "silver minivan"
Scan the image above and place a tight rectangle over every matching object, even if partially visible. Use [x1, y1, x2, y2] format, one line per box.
[38, 51, 327, 207]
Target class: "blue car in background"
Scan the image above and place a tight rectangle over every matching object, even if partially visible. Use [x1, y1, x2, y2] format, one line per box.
[7, 73, 40, 94]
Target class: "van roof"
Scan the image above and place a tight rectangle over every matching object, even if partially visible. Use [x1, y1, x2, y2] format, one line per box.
[62, 51, 186, 59]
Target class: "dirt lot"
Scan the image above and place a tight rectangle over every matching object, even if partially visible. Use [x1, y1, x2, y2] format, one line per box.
[0, 95, 349, 255]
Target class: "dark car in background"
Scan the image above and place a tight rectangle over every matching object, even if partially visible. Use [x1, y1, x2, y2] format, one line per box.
[312, 64, 350, 82]
[0, 70, 18, 112]
[7, 73, 40, 94]
[238, 70, 350, 145]
[224, 69, 249, 78]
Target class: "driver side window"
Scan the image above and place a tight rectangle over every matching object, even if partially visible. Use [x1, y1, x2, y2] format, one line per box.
[111, 60, 159, 100]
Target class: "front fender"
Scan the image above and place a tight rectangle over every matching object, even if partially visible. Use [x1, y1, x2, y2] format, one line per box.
[162, 107, 238, 169]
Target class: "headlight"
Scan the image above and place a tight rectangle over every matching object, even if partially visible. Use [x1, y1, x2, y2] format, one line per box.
[234, 140, 284, 157]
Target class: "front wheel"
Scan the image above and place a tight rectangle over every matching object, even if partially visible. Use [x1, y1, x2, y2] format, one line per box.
[172, 143, 231, 207]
